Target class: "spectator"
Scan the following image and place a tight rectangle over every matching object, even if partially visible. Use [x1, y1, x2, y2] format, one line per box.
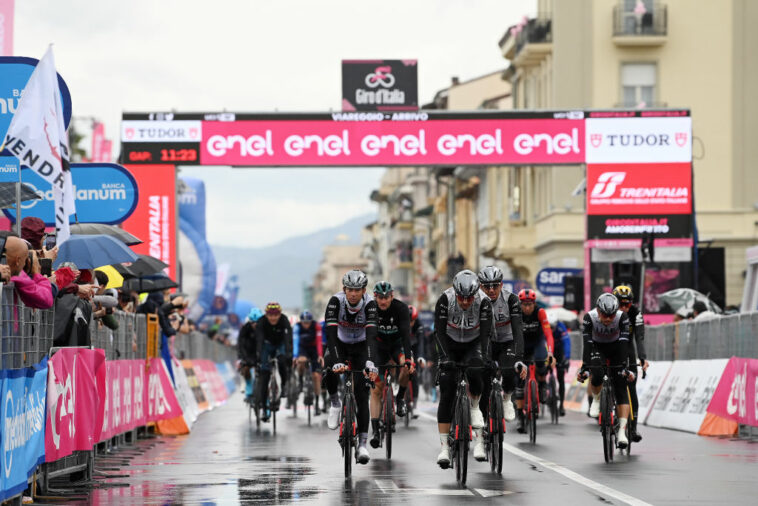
[5, 236, 53, 309]
[692, 300, 719, 322]
[93, 271, 119, 330]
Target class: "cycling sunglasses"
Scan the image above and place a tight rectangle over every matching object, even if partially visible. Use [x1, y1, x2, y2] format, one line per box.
[373, 292, 392, 300]
[481, 283, 501, 290]
[455, 294, 475, 303]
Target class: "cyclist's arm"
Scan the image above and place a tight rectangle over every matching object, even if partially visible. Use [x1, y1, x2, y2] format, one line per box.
[255, 320, 265, 362]
[416, 322, 426, 359]
[631, 306, 647, 361]
[508, 292, 525, 361]
[618, 312, 630, 360]
[558, 321, 571, 360]
[237, 323, 251, 362]
[538, 308, 554, 353]
[581, 313, 593, 365]
[479, 297, 493, 358]
[433, 293, 451, 360]
[292, 323, 300, 357]
[283, 318, 293, 359]
[325, 296, 341, 362]
[365, 300, 378, 365]
[396, 302, 412, 360]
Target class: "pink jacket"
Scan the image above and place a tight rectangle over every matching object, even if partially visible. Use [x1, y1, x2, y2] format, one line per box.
[11, 271, 54, 309]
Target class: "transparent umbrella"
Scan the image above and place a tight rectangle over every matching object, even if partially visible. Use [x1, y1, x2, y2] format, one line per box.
[657, 288, 722, 314]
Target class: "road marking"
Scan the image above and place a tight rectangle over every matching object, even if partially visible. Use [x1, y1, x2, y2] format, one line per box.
[416, 410, 652, 506]
[374, 479, 399, 492]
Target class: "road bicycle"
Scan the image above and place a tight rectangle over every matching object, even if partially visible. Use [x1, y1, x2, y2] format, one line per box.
[484, 362, 505, 474]
[545, 365, 560, 425]
[586, 362, 633, 463]
[374, 364, 406, 460]
[287, 368, 299, 417]
[519, 360, 541, 445]
[335, 366, 374, 478]
[302, 367, 316, 426]
[253, 356, 283, 435]
[404, 376, 416, 428]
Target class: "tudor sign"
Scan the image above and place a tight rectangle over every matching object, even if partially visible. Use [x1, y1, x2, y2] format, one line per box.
[585, 116, 692, 164]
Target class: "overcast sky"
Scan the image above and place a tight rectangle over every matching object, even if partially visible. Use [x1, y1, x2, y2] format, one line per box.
[13, 0, 535, 248]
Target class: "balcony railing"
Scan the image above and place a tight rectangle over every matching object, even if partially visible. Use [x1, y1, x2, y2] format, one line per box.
[613, 3, 667, 37]
[613, 101, 668, 109]
[500, 16, 552, 59]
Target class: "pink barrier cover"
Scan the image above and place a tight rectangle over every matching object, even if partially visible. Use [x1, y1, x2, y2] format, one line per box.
[192, 360, 228, 404]
[707, 357, 758, 427]
[146, 358, 183, 422]
[101, 360, 147, 442]
[45, 348, 106, 462]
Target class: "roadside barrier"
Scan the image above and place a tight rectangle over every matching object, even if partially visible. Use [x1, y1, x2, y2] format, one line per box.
[0, 282, 239, 502]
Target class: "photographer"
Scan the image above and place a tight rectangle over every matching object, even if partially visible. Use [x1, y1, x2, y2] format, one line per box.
[6, 236, 53, 309]
[92, 271, 119, 330]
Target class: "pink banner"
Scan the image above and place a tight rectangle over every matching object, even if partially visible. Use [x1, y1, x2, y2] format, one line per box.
[46, 348, 106, 462]
[707, 357, 758, 427]
[200, 118, 585, 166]
[0, 0, 13, 57]
[100, 360, 147, 442]
[146, 358, 183, 422]
[91, 122, 105, 162]
[193, 360, 228, 405]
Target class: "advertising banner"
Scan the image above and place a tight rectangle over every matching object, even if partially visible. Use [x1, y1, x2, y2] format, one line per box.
[181, 360, 208, 412]
[121, 164, 177, 280]
[0, 163, 138, 225]
[0, 358, 47, 501]
[635, 360, 672, 423]
[342, 60, 418, 111]
[587, 163, 692, 216]
[646, 359, 728, 432]
[706, 357, 758, 428]
[535, 268, 582, 296]
[45, 348, 106, 462]
[172, 358, 199, 427]
[146, 358, 183, 422]
[585, 115, 692, 164]
[0, 56, 72, 144]
[215, 362, 237, 396]
[192, 360, 228, 405]
[587, 215, 693, 241]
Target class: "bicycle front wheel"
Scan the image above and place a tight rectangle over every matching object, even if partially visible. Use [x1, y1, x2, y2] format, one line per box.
[600, 385, 613, 463]
[529, 381, 538, 444]
[385, 388, 394, 460]
[343, 396, 354, 478]
[455, 395, 470, 487]
[549, 374, 559, 424]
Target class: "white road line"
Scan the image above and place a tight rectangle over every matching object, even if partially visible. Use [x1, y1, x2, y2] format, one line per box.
[416, 410, 653, 506]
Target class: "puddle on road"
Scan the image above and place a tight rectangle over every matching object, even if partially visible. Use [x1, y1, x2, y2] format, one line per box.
[244, 455, 309, 463]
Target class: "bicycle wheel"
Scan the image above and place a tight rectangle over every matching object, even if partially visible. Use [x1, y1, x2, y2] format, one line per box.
[307, 404, 312, 426]
[455, 394, 470, 487]
[548, 374, 559, 424]
[343, 395, 354, 478]
[489, 391, 503, 474]
[528, 381, 538, 444]
[600, 385, 613, 463]
[404, 387, 411, 428]
[385, 386, 394, 460]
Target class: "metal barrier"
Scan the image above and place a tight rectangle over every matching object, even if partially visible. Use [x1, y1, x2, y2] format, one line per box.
[0, 283, 54, 370]
[90, 311, 148, 360]
[569, 313, 758, 362]
[173, 330, 238, 363]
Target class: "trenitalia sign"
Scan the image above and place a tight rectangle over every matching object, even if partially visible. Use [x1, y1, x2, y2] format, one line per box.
[121, 111, 593, 166]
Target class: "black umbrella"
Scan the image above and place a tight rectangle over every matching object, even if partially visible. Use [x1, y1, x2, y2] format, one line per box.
[114, 254, 169, 278]
[123, 273, 178, 293]
[69, 223, 143, 246]
[0, 182, 41, 209]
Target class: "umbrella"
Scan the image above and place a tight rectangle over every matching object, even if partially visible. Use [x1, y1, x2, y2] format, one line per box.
[123, 273, 178, 293]
[657, 288, 722, 314]
[113, 254, 168, 278]
[95, 265, 124, 289]
[0, 182, 41, 209]
[544, 306, 579, 324]
[53, 234, 138, 270]
[69, 223, 142, 246]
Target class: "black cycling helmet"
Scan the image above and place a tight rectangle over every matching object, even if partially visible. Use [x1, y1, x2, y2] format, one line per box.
[299, 310, 314, 322]
[478, 265, 503, 284]
[342, 269, 368, 289]
[596, 293, 620, 316]
[453, 270, 480, 298]
[373, 280, 393, 296]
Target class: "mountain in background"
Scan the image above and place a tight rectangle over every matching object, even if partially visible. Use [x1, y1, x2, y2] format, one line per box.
[212, 213, 374, 309]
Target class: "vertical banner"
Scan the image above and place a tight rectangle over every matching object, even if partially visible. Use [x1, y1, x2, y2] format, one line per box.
[132, 360, 146, 428]
[122, 164, 177, 281]
[0, 358, 47, 501]
[0, 0, 13, 57]
[145, 358, 183, 422]
[91, 122, 105, 162]
[706, 357, 758, 428]
[45, 348, 106, 463]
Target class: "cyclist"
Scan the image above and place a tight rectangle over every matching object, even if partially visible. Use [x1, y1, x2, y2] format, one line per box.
[515, 289, 554, 434]
[238, 307, 264, 404]
[613, 285, 649, 442]
[324, 269, 379, 465]
[369, 281, 414, 449]
[578, 293, 634, 449]
[549, 314, 572, 416]
[478, 266, 525, 440]
[254, 302, 293, 422]
[409, 305, 423, 410]
[434, 270, 493, 467]
[293, 310, 325, 416]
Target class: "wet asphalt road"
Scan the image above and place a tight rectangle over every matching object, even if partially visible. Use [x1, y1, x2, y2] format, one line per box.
[79, 390, 758, 505]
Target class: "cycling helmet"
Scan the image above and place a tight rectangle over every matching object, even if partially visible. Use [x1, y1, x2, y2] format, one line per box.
[342, 269, 368, 289]
[265, 302, 282, 315]
[612, 285, 634, 301]
[248, 307, 264, 321]
[453, 270, 480, 297]
[518, 289, 537, 302]
[597, 293, 620, 316]
[409, 305, 418, 321]
[373, 280, 393, 296]
[299, 310, 314, 322]
[478, 265, 504, 284]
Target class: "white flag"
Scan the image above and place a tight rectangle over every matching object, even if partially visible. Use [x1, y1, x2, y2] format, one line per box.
[2, 45, 76, 242]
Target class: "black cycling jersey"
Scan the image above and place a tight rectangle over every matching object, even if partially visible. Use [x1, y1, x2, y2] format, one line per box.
[626, 304, 647, 362]
[521, 307, 555, 352]
[433, 291, 493, 359]
[255, 315, 293, 359]
[581, 309, 630, 364]
[237, 320, 257, 364]
[376, 298, 412, 359]
[324, 293, 378, 365]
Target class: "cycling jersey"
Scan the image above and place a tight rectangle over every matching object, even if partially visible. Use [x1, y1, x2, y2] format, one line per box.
[626, 304, 647, 362]
[552, 320, 571, 363]
[324, 292, 378, 364]
[294, 321, 323, 357]
[376, 298, 412, 359]
[521, 307, 554, 353]
[255, 315, 293, 360]
[436, 288, 493, 345]
[237, 319, 258, 364]
[581, 309, 630, 363]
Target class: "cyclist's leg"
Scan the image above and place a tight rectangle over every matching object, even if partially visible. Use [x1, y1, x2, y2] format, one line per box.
[348, 341, 371, 457]
[436, 337, 462, 466]
[587, 345, 603, 417]
[395, 343, 410, 408]
[627, 348, 640, 434]
[324, 342, 345, 406]
[498, 341, 517, 421]
[411, 342, 420, 402]
[258, 342, 275, 414]
[371, 344, 391, 430]
[276, 343, 289, 395]
[534, 337, 549, 400]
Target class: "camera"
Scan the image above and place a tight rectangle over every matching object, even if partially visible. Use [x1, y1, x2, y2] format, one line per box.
[44, 234, 57, 251]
